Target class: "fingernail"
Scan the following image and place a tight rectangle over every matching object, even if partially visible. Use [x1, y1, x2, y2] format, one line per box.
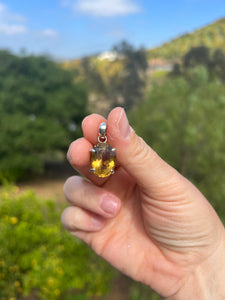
[118, 109, 132, 139]
[92, 216, 104, 228]
[100, 195, 118, 215]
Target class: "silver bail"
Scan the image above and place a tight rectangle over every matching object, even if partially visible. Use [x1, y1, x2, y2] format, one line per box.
[98, 122, 107, 143]
[99, 122, 107, 137]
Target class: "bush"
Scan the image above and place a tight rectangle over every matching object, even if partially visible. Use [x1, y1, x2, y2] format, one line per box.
[128, 281, 161, 300]
[0, 186, 115, 299]
[129, 67, 225, 224]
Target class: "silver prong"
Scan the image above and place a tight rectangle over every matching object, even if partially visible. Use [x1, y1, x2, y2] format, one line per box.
[110, 169, 115, 174]
[90, 168, 95, 173]
[111, 148, 116, 152]
[90, 148, 95, 153]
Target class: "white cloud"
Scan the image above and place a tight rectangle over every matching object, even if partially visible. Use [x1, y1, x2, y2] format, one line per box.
[0, 23, 27, 35]
[40, 29, 59, 38]
[63, 0, 141, 17]
[0, 2, 27, 35]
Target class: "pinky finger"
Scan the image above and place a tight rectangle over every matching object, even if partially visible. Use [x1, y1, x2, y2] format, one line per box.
[61, 206, 105, 234]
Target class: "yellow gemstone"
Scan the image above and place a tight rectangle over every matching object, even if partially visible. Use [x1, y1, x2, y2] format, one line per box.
[90, 143, 116, 178]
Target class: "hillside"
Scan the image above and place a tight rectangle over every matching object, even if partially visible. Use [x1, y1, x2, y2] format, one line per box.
[147, 17, 225, 60]
[63, 17, 225, 69]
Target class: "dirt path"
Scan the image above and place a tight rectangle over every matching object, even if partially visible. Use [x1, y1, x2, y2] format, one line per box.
[18, 178, 66, 203]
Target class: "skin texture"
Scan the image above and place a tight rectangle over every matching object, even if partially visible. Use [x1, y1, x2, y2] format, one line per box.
[62, 107, 225, 299]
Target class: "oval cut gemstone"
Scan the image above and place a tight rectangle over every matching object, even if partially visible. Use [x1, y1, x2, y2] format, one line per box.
[90, 143, 116, 178]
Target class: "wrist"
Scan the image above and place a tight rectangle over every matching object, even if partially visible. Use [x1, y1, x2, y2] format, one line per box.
[164, 228, 225, 300]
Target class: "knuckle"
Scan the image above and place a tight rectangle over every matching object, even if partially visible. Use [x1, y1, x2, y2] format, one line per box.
[132, 135, 168, 170]
[131, 136, 152, 162]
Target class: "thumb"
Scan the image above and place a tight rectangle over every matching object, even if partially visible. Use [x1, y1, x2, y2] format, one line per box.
[107, 107, 182, 194]
[108, 108, 225, 259]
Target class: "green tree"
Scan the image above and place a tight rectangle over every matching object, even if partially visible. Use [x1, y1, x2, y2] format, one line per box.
[111, 41, 148, 110]
[171, 46, 225, 83]
[80, 56, 105, 94]
[80, 41, 148, 113]
[210, 48, 225, 82]
[0, 50, 88, 180]
[183, 46, 210, 69]
[129, 66, 225, 223]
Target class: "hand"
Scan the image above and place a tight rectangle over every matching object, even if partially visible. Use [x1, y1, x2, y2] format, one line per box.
[62, 107, 225, 299]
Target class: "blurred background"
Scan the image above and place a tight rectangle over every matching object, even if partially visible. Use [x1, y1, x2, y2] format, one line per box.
[0, 0, 225, 299]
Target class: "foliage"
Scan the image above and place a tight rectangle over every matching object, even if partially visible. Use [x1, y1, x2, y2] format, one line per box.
[128, 281, 160, 300]
[0, 50, 88, 181]
[183, 46, 211, 69]
[111, 41, 148, 110]
[80, 56, 106, 94]
[0, 186, 115, 299]
[147, 17, 225, 60]
[78, 41, 148, 113]
[171, 46, 225, 82]
[129, 66, 225, 224]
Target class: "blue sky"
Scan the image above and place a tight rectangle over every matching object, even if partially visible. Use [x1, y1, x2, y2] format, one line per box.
[0, 0, 224, 60]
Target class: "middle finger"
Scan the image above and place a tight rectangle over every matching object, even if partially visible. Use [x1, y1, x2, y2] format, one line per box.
[63, 176, 121, 218]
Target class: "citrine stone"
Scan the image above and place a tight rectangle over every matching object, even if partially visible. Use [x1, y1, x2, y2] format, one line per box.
[90, 143, 116, 178]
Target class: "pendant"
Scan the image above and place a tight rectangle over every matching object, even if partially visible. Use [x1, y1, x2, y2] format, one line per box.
[90, 122, 116, 178]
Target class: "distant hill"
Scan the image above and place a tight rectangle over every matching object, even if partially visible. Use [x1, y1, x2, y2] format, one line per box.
[62, 17, 225, 79]
[63, 17, 225, 69]
[147, 17, 225, 60]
